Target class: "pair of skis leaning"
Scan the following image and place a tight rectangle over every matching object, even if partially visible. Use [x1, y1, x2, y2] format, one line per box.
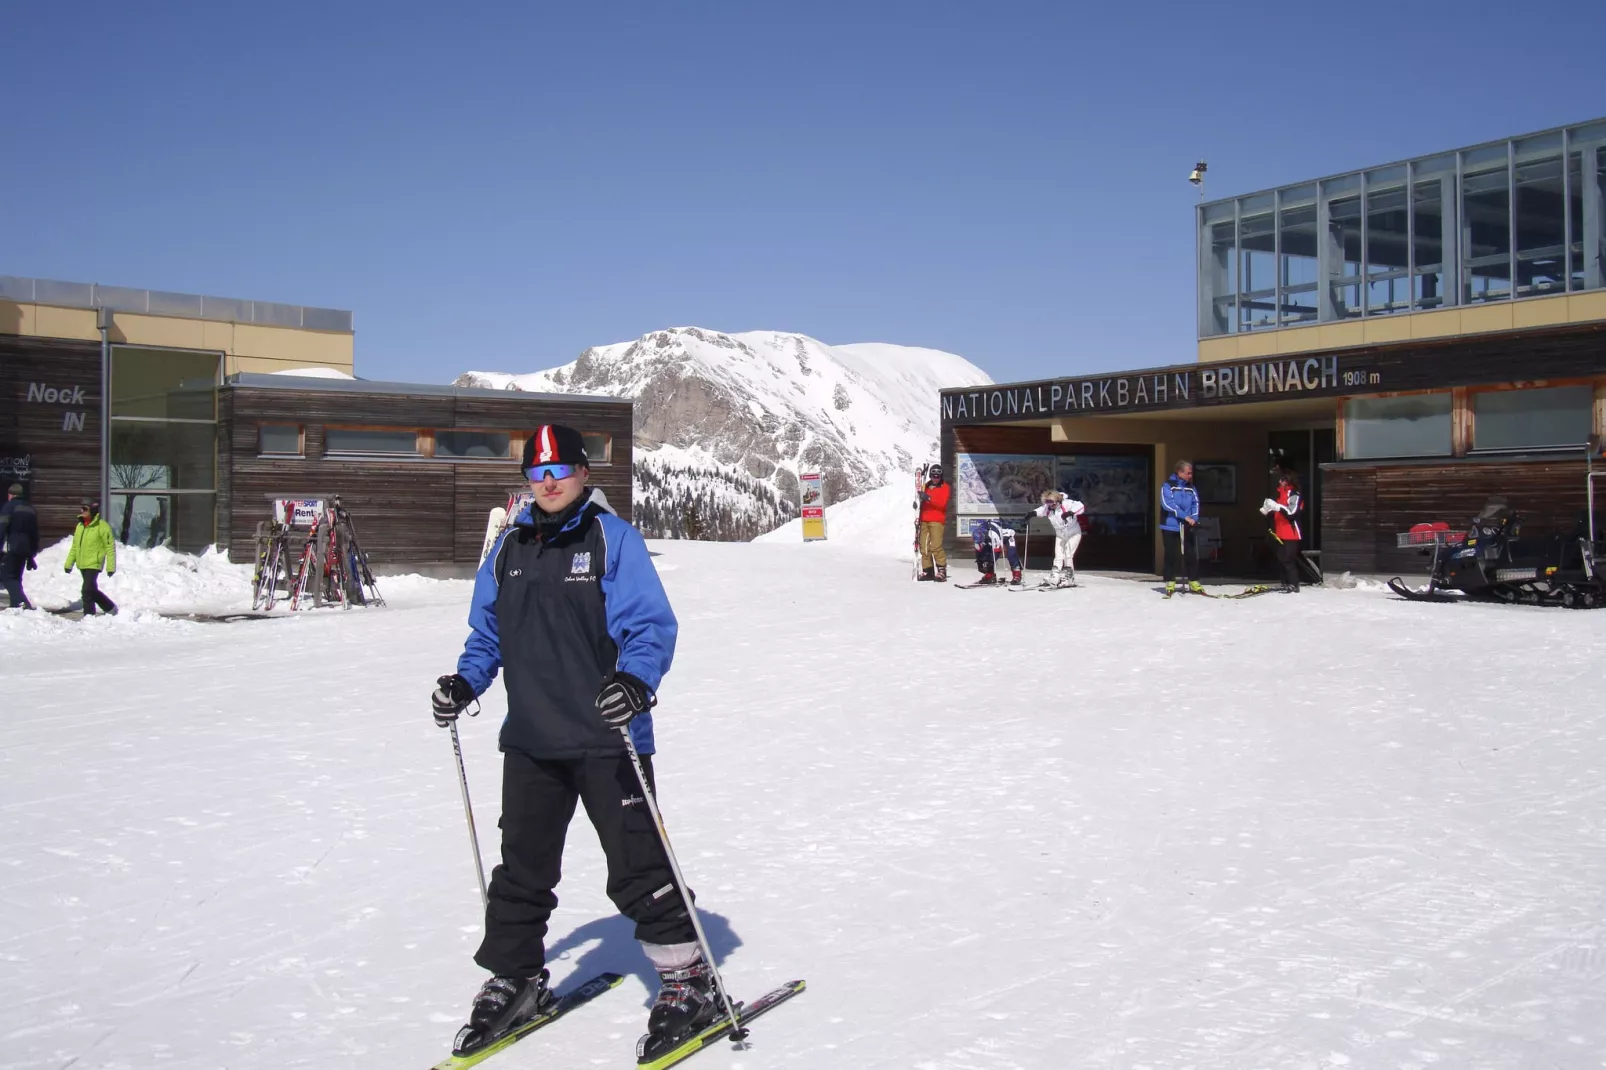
[429, 973, 806, 1070]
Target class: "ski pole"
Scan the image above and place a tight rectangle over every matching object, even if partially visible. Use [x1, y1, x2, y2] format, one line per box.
[448, 719, 489, 910]
[617, 725, 748, 1045]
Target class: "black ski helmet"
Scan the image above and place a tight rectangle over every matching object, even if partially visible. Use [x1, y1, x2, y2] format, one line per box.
[928, 463, 944, 481]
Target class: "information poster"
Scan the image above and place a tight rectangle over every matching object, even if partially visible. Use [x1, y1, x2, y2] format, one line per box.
[1055, 455, 1150, 537]
[800, 472, 827, 541]
[955, 453, 1056, 529]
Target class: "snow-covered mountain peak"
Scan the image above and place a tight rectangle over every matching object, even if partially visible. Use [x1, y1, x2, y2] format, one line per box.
[457, 327, 990, 540]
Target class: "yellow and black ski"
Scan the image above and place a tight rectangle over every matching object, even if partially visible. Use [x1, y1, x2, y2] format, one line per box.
[428, 972, 624, 1070]
[636, 979, 806, 1070]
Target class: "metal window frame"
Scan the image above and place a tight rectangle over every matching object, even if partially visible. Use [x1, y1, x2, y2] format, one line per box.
[1359, 170, 1370, 316]
[1274, 190, 1283, 325]
[1231, 199, 1241, 333]
[1563, 126, 1575, 291]
[1508, 139, 1518, 303]
[1406, 159, 1416, 304]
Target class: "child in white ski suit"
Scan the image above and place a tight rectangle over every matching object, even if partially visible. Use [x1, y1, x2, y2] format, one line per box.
[1025, 490, 1085, 587]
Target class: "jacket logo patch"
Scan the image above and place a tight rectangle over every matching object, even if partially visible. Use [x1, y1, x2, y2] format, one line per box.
[570, 552, 591, 574]
[508, 568, 523, 577]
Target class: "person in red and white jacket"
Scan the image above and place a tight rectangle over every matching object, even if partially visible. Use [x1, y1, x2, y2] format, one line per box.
[1259, 469, 1304, 593]
[1023, 490, 1086, 587]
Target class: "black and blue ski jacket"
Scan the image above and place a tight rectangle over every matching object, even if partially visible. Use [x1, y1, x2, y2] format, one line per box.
[1159, 475, 1200, 534]
[456, 491, 677, 759]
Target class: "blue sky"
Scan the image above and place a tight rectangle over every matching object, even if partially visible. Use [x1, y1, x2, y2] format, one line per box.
[7, 1, 1604, 386]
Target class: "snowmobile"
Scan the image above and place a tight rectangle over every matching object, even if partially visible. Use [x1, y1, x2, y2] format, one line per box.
[1388, 440, 1606, 609]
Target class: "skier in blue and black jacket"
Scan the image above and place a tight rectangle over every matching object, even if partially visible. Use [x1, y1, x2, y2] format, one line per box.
[430, 424, 719, 1057]
[1159, 459, 1205, 596]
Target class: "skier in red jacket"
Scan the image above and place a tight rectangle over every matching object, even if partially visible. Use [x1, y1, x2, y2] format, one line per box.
[916, 464, 951, 582]
[1261, 468, 1305, 593]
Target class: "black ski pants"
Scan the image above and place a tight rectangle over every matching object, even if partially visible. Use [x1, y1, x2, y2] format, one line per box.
[474, 750, 695, 978]
[1161, 528, 1199, 583]
[1275, 535, 1303, 589]
[79, 569, 117, 615]
[1, 551, 31, 610]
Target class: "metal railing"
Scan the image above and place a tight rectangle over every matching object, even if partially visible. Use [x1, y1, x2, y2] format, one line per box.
[0, 275, 352, 332]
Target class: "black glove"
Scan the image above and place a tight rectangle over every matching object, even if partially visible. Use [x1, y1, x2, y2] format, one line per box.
[25, 557, 36, 571]
[595, 671, 654, 728]
[431, 674, 477, 727]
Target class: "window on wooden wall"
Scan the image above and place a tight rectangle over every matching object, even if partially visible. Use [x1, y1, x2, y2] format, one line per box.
[1343, 394, 1452, 459]
[325, 427, 420, 455]
[1471, 385, 1594, 452]
[258, 424, 303, 456]
[435, 430, 512, 460]
[582, 432, 612, 464]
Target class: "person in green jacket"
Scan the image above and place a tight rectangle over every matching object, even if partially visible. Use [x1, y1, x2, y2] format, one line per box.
[64, 500, 119, 616]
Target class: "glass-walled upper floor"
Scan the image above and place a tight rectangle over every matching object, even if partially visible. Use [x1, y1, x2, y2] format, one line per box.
[1199, 119, 1606, 337]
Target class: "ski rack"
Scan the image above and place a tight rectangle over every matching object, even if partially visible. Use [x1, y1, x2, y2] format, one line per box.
[267, 496, 386, 611]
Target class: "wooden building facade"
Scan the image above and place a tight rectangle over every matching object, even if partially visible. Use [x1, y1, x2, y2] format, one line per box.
[221, 374, 632, 567]
[0, 334, 103, 542]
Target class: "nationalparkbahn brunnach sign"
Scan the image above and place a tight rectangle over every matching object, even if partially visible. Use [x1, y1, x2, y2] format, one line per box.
[943, 355, 1356, 424]
[940, 326, 1606, 426]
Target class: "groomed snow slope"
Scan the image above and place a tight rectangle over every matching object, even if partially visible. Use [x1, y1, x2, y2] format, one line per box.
[3, 541, 1605, 1069]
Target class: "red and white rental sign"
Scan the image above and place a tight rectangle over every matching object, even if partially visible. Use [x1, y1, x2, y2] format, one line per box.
[274, 499, 327, 528]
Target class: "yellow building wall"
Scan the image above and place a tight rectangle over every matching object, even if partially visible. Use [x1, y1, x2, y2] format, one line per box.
[0, 298, 355, 376]
[1196, 291, 1600, 362]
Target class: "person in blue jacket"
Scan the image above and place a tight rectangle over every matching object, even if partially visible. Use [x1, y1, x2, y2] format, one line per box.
[430, 424, 717, 1056]
[1159, 459, 1206, 596]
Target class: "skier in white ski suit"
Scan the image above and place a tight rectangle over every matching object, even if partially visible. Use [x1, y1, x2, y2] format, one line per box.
[1024, 490, 1085, 587]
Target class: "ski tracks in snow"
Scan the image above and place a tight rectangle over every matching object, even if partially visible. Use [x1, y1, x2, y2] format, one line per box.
[3, 546, 1606, 1068]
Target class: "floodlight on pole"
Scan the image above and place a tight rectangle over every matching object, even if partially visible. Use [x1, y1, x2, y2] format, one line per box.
[1188, 160, 1209, 201]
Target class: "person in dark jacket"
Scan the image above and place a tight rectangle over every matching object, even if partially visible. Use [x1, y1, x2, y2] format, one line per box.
[1260, 468, 1305, 592]
[430, 424, 711, 1058]
[1158, 460, 1205, 596]
[0, 484, 40, 610]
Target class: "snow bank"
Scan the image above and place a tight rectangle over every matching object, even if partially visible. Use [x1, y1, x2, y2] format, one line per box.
[0, 537, 458, 631]
[752, 483, 918, 559]
[4, 538, 255, 614]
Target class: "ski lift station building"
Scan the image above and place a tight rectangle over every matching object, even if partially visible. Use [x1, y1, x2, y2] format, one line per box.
[0, 278, 633, 567]
[940, 117, 1606, 578]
